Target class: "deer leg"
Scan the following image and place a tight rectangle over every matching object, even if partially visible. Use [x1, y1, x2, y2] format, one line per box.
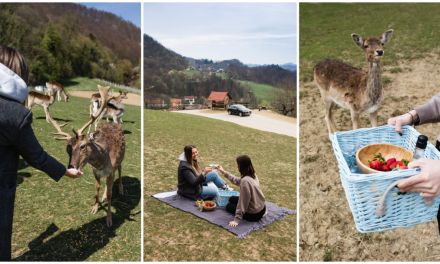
[351, 110, 360, 130]
[105, 174, 114, 227]
[102, 181, 108, 202]
[44, 106, 50, 123]
[323, 97, 337, 138]
[370, 110, 378, 127]
[118, 165, 123, 195]
[57, 91, 61, 101]
[91, 173, 100, 214]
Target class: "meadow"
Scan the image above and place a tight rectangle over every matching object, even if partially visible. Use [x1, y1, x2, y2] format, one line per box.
[300, 3, 440, 261]
[12, 91, 141, 261]
[144, 110, 297, 261]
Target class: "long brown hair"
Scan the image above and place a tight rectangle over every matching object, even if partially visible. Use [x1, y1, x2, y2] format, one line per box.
[184, 144, 202, 174]
[236, 155, 256, 179]
[0, 46, 29, 84]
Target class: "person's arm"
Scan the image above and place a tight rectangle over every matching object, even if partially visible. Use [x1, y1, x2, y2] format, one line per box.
[217, 166, 241, 186]
[233, 181, 252, 225]
[181, 166, 210, 187]
[12, 112, 77, 181]
[398, 158, 440, 197]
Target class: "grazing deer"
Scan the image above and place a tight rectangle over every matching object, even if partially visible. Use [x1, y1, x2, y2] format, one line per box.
[87, 90, 128, 133]
[27, 87, 59, 123]
[49, 85, 125, 227]
[314, 29, 394, 139]
[91, 90, 128, 117]
[45, 81, 69, 102]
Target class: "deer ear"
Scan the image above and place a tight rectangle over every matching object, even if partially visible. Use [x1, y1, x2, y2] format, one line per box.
[89, 130, 102, 142]
[351, 34, 364, 49]
[381, 29, 394, 45]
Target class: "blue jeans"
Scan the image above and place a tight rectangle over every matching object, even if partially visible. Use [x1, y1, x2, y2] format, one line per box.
[199, 171, 226, 198]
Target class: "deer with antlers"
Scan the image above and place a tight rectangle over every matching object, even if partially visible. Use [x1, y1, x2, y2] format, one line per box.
[27, 87, 59, 123]
[87, 90, 128, 133]
[49, 85, 125, 227]
[314, 29, 394, 139]
[45, 81, 69, 102]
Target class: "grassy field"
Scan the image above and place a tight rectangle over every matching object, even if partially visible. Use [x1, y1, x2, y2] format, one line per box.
[59, 76, 141, 94]
[144, 110, 297, 261]
[236, 80, 277, 104]
[12, 94, 141, 261]
[300, 3, 440, 82]
[184, 70, 200, 77]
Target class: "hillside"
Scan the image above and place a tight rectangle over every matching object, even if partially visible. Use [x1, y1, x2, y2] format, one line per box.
[226, 63, 297, 88]
[247, 63, 297, 72]
[1, 3, 140, 87]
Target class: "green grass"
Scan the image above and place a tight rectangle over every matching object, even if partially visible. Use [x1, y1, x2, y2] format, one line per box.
[59, 76, 141, 94]
[184, 70, 200, 77]
[12, 95, 141, 261]
[236, 80, 278, 104]
[144, 110, 297, 261]
[300, 3, 440, 81]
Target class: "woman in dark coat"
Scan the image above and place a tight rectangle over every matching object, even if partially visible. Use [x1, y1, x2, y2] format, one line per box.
[0, 46, 83, 261]
[177, 144, 232, 200]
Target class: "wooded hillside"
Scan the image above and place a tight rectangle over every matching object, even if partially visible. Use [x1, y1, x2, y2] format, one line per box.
[0, 3, 140, 87]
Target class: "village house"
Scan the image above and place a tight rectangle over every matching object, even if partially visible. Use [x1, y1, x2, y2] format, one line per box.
[184, 96, 195, 105]
[145, 99, 165, 107]
[170, 99, 181, 107]
[207, 91, 232, 110]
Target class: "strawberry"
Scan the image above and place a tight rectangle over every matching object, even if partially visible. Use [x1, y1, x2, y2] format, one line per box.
[382, 165, 391, 171]
[390, 162, 398, 169]
[396, 161, 404, 167]
[399, 166, 408, 170]
[387, 158, 396, 165]
[370, 160, 382, 170]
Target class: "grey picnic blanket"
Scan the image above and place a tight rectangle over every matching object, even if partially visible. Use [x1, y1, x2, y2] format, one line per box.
[152, 191, 296, 239]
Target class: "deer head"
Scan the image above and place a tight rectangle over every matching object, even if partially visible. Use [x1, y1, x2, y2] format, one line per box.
[352, 29, 393, 62]
[119, 90, 128, 100]
[49, 85, 115, 172]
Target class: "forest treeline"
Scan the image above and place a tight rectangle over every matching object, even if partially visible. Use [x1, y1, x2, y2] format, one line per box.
[0, 3, 140, 87]
[225, 63, 296, 88]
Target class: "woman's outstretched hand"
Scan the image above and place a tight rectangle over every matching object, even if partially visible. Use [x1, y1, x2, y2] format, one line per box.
[387, 110, 418, 135]
[398, 158, 440, 197]
[64, 168, 83, 179]
[202, 167, 213, 178]
[216, 165, 226, 174]
[229, 221, 238, 227]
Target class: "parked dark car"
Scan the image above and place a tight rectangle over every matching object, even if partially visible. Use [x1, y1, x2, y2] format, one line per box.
[228, 104, 252, 116]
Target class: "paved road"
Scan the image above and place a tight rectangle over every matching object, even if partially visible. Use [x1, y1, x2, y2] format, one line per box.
[172, 110, 297, 138]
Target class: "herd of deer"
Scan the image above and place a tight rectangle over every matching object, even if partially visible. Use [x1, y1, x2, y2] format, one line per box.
[27, 82, 129, 227]
[314, 29, 394, 139]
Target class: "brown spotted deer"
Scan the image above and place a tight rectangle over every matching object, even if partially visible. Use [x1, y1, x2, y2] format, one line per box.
[87, 90, 128, 133]
[45, 81, 69, 102]
[27, 87, 59, 123]
[49, 85, 125, 227]
[314, 29, 394, 139]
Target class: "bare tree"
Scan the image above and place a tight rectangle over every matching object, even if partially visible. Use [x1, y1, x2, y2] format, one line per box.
[269, 79, 296, 117]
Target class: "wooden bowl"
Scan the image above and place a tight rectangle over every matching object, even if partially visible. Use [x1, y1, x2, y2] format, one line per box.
[356, 143, 413, 174]
[202, 201, 216, 211]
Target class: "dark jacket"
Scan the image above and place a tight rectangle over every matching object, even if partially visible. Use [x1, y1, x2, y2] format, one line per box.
[0, 95, 66, 261]
[177, 161, 205, 200]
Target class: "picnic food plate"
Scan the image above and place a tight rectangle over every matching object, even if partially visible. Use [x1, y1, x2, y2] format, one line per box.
[203, 201, 216, 211]
[356, 143, 413, 174]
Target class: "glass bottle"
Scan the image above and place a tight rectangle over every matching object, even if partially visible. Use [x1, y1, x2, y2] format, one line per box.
[412, 135, 428, 161]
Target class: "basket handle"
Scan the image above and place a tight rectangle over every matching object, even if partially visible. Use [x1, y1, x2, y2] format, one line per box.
[375, 179, 434, 217]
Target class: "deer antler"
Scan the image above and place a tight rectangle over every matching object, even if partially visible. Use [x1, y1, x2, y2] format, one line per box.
[77, 85, 115, 135]
[49, 116, 71, 140]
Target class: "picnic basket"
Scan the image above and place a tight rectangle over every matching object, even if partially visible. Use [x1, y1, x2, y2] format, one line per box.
[217, 190, 239, 206]
[331, 125, 440, 233]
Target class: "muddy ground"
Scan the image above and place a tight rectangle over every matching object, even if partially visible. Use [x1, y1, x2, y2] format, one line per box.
[299, 56, 440, 261]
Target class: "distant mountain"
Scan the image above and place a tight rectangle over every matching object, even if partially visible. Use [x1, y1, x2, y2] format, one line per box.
[185, 57, 243, 69]
[226, 63, 296, 87]
[246, 63, 297, 72]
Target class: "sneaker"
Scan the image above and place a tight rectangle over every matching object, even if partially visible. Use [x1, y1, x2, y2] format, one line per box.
[219, 184, 233, 191]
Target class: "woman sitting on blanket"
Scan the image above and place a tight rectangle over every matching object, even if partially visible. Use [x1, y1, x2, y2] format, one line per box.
[217, 155, 267, 227]
[177, 144, 232, 200]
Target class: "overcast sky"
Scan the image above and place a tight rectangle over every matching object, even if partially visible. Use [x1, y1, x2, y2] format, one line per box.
[77, 2, 141, 28]
[144, 3, 297, 65]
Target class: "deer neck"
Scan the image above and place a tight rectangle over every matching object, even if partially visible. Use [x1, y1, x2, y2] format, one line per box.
[87, 143, 111, 171]
[114, 95, 122, 103]
[365, 61, 383, 100]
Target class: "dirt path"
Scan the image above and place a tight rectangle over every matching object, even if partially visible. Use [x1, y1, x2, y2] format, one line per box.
[69, 91, 141, 106]
[299, 56, 440, 261]
[173, 110, 297, 137]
